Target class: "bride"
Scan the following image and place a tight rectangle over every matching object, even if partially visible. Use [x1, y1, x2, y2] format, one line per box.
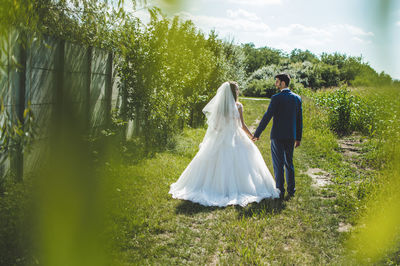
[169, 81, 280, 207]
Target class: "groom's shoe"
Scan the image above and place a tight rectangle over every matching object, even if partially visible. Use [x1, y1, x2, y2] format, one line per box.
[286, 193, 295, 201]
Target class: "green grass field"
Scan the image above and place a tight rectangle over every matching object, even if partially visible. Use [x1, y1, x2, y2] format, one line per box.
[106, 96, 362, 265]
[1, 89, 398, 265]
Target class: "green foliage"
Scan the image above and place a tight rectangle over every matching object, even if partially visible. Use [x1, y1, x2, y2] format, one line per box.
[290, 48, 318, 63]
[345, 86, 400, 264]
[340, 56, 363, 82]
[0, 0, 38, 35]
[32, 0, 143, 48]
[312, 87, 377, 135]
[245, 78, 277, 98]
[317, 63, 340, 88]
[243, 62, 313, 97]
[321, 52, 348, 68]
[116, 16, 244, 149]
[285, 61, 314, 88]
[0, 101, 37, 165]
[241, 43, 284, 74]
[354, 86, 400, 168]
[0, 178, 33, 265]
[300, 98, 341, 162]
[243, 65, 279, 97]
[241, 47, 394, 92]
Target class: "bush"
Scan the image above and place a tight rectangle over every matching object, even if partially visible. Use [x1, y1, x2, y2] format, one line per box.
[243, 65, 280, 97]
[244, 78, 278, 98]
[0, 178, 32, 265]
[313, 87, 378, 136]
[116, 16, 245, 150]
[241, 43, 284, 74]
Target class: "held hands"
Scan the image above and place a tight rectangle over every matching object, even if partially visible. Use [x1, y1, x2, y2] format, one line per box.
[250, 135, 300, 146]
[295, 140, 301, 148]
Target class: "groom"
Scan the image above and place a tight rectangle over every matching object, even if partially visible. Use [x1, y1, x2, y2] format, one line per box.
[252, 73, 303, 200]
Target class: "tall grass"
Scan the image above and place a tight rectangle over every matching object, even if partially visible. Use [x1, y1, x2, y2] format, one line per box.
[345, 86, 400, 264]
[295, 84, 400, 263]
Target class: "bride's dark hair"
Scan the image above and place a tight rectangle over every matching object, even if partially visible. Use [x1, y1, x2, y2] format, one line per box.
[229, 81, 239, 102]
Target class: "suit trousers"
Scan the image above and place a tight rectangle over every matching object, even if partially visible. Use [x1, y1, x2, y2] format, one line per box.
[270, 139, 295, 196]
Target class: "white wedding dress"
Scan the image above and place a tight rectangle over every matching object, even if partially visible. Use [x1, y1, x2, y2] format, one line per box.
[169, 82, 280, 207]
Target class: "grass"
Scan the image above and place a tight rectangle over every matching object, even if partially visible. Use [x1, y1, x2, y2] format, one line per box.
[2, 89, 398, 264]
[106, 96, 354, 264]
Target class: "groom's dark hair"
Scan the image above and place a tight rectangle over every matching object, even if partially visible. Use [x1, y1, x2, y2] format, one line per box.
[275, 73, 291, 87]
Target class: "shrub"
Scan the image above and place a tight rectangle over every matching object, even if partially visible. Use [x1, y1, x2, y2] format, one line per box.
[313, 87, 378, 136]
[244, 78, 278, 98]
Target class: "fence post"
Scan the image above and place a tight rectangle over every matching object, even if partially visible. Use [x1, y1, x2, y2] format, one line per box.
[86, 46, 92, 132]
[105, 52, 113, 127]
[10, 32, 27, 181]
[53, 39, 65, 133]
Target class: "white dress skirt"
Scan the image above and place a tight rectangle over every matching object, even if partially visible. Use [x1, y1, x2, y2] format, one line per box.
[169, 102, 280, 207]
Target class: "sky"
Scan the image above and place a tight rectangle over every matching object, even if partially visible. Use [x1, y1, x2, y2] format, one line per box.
[130, 0, 400, 79]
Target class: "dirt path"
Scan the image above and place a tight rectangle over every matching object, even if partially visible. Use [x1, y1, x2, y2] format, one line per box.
[303, 133, 370, 233]
[240, 97, 269, 101]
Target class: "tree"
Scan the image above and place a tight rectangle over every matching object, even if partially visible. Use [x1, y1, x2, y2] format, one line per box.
[321, 52, 347, 68]
[241, 43, 285, 74]
[290, 48, 318, 63]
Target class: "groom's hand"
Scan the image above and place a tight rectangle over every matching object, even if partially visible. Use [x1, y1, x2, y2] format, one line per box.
[295, 140, 301, 148]
[252, 136, 259, 142]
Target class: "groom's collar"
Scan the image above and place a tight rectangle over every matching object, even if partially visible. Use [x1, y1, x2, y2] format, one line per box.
[281, 88, 290, 92]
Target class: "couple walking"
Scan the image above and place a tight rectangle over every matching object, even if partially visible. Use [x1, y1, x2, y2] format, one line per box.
[169, 73, 303, 207]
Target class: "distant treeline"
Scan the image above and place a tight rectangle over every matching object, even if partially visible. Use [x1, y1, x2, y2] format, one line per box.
[240, 43, 399, 97]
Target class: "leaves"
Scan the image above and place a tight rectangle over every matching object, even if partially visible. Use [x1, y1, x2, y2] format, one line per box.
[0, 99, 37, 165]
[116, 16, 244, 148]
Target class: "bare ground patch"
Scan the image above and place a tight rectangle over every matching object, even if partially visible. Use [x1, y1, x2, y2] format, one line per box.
[337, 222, 353, 232]
[338, 134, 374, 174]
[338, 134, 364, 159]
[305, 168, 333, 188]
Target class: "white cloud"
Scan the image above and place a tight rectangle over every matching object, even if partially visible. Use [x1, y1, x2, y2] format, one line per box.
[179, 10, 375, 53]
[179, 12, 270, 33]
[334, 24, 374, 36]
[352, 37, 372, 44]
[397, 21, 400, 27]
[227, 9, 261, 21]
[263, 24, 332, 39]
[257, 23, 373, 46]
[227, 0, 282, 6]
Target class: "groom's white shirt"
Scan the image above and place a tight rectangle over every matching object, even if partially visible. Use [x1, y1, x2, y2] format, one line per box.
[281, 88, 290, 92]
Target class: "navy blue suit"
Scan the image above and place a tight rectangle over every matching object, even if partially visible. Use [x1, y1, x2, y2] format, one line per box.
[254, 89, 303, 196]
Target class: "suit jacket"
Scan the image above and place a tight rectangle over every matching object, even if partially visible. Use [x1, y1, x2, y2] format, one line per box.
[254, 89, 303, 141]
